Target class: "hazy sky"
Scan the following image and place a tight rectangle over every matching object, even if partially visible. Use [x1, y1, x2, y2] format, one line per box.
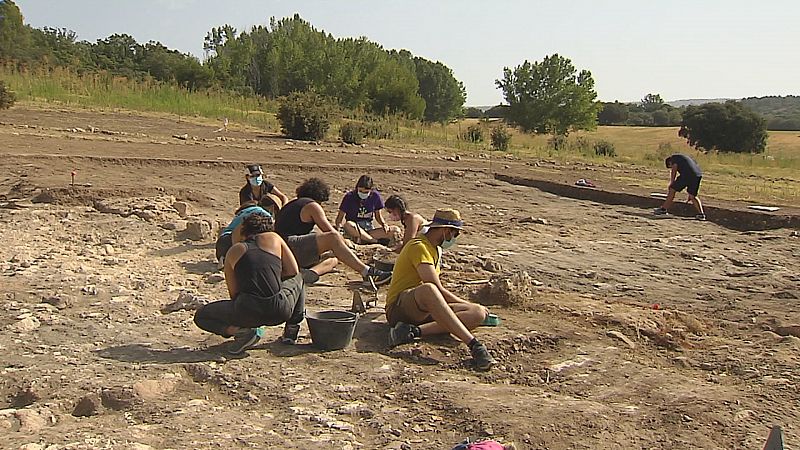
[16, 0, 800, 105]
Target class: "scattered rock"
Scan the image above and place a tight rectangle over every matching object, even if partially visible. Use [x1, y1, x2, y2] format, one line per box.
[41, 295, 68, 310]
[11, 386, 40, 408]
[204, 273, 225, 284]
[172, 134, 189, 140]
[774, 325, 800, 338]
[519, 216, 548, 225]
[482, 258, 502, 273]
[72, 394, 102, 417]
[102, 244, 115, 256]
[184, 220, 212, 241]
[184, 363, 215, 383]
[473, 271, 538, 307]
[15, 408, 50, 433]
[606, 330, 636, 349]
[161, 220, 187, 231]
[132, 379, 177, 401]
[172, 201, 191, 218]
[9, 317, 41, 332]
[161, 292, 209, 314]
[18, 444, 46, 450]
[81, 285, 98, 296]
[100, 387, 139, 411]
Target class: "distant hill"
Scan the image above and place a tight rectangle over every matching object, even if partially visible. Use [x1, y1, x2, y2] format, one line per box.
[666, 98, 733, 107]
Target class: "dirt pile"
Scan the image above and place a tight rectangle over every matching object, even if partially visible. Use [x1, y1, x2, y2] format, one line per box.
[473, 271, 542, 308]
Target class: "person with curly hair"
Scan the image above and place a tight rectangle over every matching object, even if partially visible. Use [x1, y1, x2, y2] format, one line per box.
[334, 175, 400, 245]
[214, 194, 281, 264]
[383, 194, 427, 253]
[194, 213, 306, 354]
[275, 177, 392, 285]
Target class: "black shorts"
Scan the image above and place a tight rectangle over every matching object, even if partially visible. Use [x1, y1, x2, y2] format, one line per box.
[215, 233, 233, 262]
[671, 176, 702, 197]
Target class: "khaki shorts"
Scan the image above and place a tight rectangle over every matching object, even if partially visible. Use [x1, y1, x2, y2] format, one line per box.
[385, 286, 432, 326]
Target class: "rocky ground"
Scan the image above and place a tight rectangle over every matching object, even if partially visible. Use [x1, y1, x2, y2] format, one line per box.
[1, 104, 799, 449]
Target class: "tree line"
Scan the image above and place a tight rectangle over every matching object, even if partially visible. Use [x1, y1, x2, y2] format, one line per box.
[0, 1, 465, 122]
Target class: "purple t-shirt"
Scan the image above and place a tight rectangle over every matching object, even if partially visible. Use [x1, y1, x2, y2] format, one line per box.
[339, 190, 384, 223]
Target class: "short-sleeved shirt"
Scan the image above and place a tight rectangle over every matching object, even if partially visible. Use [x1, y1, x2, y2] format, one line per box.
[338, 190, 384, 223]
[239, 181, 276, 206]
[275, 198, 315, 239]
[386, 235, 441, 306]
[669, 154, 702, 178]
[221, 206, 271, 236]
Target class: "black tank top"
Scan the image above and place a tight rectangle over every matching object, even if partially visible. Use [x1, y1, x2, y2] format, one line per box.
[234, 240, 282, 298]
[275, 197, 315, 238]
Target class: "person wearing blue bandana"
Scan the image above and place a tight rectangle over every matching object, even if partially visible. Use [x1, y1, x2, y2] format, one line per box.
[384, 208, 496, 371]
[239, 164, 289, 207]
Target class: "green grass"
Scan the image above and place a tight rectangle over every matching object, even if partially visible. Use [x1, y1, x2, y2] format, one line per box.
[0, 65, 278, 130]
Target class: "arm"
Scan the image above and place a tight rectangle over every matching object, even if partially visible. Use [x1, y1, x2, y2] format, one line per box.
[416, 263, 471, 305]
[238, 184, 250, 206]
[669, 165, 678, 184]
[304, 202, 336, 233]
[375, 208, 388, 231]
[278, 235, 300, 277]
[232, 224, 244, 244]
[334, 210, 345, 229]
[270, 186, 289, 207]
[224, 243, 247, 299]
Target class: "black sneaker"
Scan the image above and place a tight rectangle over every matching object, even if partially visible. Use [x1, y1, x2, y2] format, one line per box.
[228, 327, 263, 355]
[653, 207, 668, 216]
[470, 342, 497, 371]
[365, 266, 392, 286]
[280, 323, 301, 345]
[695, 214, 707, 221]
[388, 322, 417, 347]
[376, 238, 392, 247]
[300, 268, 320, 285]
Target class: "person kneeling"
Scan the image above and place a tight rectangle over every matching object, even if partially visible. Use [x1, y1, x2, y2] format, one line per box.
[195, 213, 305, 354]
[385, 208, 496, 370]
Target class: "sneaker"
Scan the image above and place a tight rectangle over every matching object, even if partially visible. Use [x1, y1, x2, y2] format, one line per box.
[300, 268, 320, 285]
[376, 238, 392, 247]
[470, 342, 497, 371]
[280, 323, 301, 345]
[388, 321, 417, 347]
[653, 207, 668, 216]
[228, 327, 264, 355]
[365, 266, 392, 286]
[695, 214, 707, 221]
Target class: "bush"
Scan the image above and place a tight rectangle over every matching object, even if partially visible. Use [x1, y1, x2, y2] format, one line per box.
[0, 81, 16, 110]
[548, 134, 567, 151]
[593, 140, 616, 157]
[573, 136, 591, 153]
[461, 124, 483, 143]
[364, 116, 395, 140]
[277, 90, 335, 141]
[490, 127, 511, 151]
[340, 121, 366, 145]
[679, 101, 767, 153]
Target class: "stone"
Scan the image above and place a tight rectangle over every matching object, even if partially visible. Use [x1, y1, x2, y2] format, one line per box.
[161, 220, 187, 231]
[184, 220, 212, 241]
[100, 387, 139, 411]
[173, 134, 188, 140]
[11, 386, 40, 408]
[184, 363, 215, 383]
[103, 244, 115, 256]
[134, 210, 158, 221]
[19, 444, 46, 450]
[606, 330, 636, 349]
[161, 292, 209, 314]
[482, 258, 502, 273]
[15, 409, 48, 433]
[519, 216, 549, 225]
[172, 201, 191, 218]
[204, 273, 225, 284]
[132, 379, 177, 401]
[9, 317, 41, 332]
[474, 271, 536, 307]
[42, 296, 68, 309]
[72, 394, 101, 417]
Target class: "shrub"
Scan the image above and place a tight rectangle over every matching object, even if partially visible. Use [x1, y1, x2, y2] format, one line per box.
[0, 81, 16, 110]
[490, 127, 511, 151]
[461, 124, 483, 143]
[277, 90, 335, 141]
[593, 140, 616, 157]
[548, 134, 567, 151]
[340, 121, 366, 145]
[364, 116, 395, 140]
[573, 136, 591, 153]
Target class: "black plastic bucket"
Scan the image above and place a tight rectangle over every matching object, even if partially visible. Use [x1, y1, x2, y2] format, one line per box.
[305, 310, 357, 351]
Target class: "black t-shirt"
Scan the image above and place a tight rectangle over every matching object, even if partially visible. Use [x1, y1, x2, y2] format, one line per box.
[275, 197, 315, 238]
[234, 240, 282, 298]
[670, 154, 702, 178]
[239, 181, 276, 206]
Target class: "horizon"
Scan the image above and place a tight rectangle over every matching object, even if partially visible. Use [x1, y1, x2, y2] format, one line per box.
[14, 0, 800, 105]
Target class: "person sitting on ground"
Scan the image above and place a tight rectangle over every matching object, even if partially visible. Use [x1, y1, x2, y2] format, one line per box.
[334, 175, 400, 246]
[239, 164, 289, 207]
[384, 194, 427, 253]
[215, 195, 281, 265]
[275, 177, 392, 285]
[654, 153, 706, 220]
[194, 214, 306, 354]
[384, 208, 496, 370]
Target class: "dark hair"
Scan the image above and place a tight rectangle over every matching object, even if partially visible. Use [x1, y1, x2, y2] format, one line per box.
[241, 213, 274, 237]
[235, 200, 259, 215]
[384, 194, 407, 215]
[296, 177, 330, 202]
[356, 175, 374, 190]
[664, 156, 672, 168]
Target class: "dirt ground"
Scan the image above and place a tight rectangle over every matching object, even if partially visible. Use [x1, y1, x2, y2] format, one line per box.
[1, 104, 799, 450]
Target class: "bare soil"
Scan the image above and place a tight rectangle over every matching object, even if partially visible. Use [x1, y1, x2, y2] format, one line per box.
[1, 105, 799, 450]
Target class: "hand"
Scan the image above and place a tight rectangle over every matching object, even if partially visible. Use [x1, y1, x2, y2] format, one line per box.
[479, 304, 490, 318]
[382, 224, 389, 233]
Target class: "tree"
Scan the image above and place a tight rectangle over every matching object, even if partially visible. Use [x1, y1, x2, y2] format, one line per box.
[0, 0, 31, 62]
[495, 54, 601, 135]
[679, 101, 767, 153]
[598, 101, 629, 125]
[414, 57, 466, 123]
[0, 80, 16, 109]
[641, 93, 664, 112]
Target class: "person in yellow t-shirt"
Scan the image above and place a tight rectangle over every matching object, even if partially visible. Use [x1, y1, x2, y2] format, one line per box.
[385, 208, 496, 371]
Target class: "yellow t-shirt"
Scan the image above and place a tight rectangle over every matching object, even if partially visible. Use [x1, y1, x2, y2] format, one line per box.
[386, 235, 440, 306]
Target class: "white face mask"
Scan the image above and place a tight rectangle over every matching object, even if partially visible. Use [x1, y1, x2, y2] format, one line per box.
[249, 175, 263, 187]
[357, 191, 370, 200]
[441, 230, 458, 250]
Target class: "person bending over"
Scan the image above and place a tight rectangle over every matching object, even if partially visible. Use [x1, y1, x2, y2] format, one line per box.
[654, 154, 706, 220]
[334, 175, 400, 245]
[384, 194, 427, 253]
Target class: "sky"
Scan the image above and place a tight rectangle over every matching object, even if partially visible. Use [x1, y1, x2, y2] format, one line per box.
[15, 0, 800, 106]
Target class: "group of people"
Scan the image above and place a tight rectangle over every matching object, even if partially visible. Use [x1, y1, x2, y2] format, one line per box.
[195, 164, 497, 370]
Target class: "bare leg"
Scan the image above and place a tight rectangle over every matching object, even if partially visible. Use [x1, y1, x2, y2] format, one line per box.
[660, 188, 677, 211]
[418, 302, 487, 336]
[308, 256, 339, 276]
[689, 194, 704, 215]
[343, 221, 376, 244]
[315, 232, 368, 274]
[368, 225, 402, 240]
[408, 284, 477, 345]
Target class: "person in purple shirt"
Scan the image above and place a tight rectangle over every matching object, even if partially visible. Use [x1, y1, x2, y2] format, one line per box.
[334, 175, 400, 245]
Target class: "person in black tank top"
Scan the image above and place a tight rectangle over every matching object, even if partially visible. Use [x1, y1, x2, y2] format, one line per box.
[194, 214, 307, 354]
[273, 177, 393, 286]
